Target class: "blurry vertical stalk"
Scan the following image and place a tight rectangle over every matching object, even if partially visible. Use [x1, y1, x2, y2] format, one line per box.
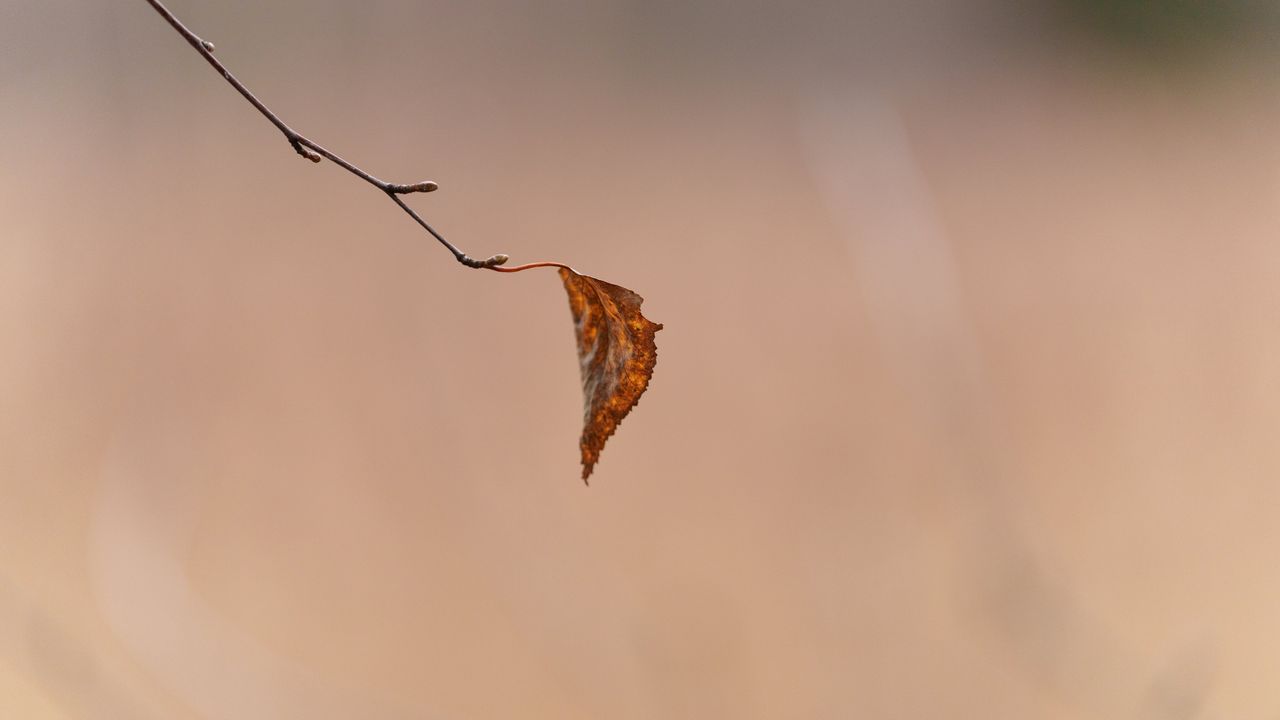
[801, 94, 1128, 712]
[0, 575, 154, 717]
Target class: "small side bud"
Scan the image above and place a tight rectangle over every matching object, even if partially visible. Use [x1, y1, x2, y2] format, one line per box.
[301, 147, 321, 163]
[201, 39, 216, 52]
[490, 254, 509, 266]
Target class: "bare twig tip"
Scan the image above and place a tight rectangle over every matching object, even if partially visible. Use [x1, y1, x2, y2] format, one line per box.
[458, 253, 509, 269]
[391, 181, 438, 193]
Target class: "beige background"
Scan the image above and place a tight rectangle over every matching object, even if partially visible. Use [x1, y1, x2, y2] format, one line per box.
[3, 0, 1280, 717]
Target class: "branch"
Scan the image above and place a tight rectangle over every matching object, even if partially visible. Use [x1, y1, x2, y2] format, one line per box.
[142, 0, 511, 269]
[142, 0, 665, 482]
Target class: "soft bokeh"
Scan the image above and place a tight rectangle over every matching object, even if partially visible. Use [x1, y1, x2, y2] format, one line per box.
[3, 1, 1280, 717]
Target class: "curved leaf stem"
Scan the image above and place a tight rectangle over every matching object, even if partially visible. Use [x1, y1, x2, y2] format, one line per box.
[487, 261, 574, 274]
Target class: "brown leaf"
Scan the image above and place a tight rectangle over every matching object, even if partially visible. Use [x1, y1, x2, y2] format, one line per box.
[559, 268, 663, 483]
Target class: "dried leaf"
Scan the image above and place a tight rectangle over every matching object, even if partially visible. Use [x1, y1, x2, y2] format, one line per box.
[559, 268, 663, 482]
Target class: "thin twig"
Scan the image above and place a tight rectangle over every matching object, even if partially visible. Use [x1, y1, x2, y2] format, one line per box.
[142, 0, 511, 269]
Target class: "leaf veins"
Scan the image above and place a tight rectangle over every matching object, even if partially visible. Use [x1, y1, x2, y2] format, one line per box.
[559, 268, 662, 483]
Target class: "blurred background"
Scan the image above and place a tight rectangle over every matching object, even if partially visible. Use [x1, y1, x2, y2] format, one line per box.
[3, 0, 1280, 717]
